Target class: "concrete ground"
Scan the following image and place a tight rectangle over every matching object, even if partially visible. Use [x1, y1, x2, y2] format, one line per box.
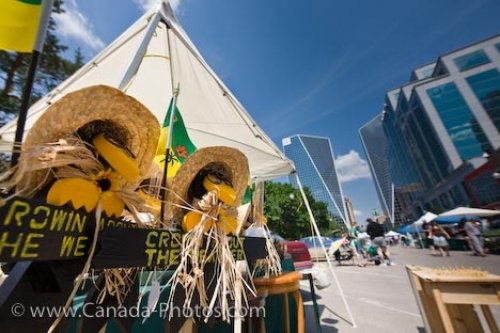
[302, 246, 500, 332]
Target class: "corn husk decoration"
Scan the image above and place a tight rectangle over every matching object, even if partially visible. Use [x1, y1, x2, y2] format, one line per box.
[0, 86, 160, 332]
[165, 147, 254, 323]
[97, 268, 139, 305]
[250, 181, 282, 278]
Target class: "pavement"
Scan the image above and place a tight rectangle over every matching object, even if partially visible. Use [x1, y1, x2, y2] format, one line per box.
[301, 246, 500, 332]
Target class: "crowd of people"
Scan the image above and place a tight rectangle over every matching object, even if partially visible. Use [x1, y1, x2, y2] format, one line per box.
[420, 217, 488, 257]
[330, 218, 395, 267]
[330, 216, 490, 268]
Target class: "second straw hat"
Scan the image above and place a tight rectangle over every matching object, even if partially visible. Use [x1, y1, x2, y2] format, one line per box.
[166, 146, 249, 221]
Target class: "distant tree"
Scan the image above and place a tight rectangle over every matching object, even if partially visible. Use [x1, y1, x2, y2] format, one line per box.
[0, 0, 84, 113]
[67, 47, 85, 73]
[263, 181, 341, 240]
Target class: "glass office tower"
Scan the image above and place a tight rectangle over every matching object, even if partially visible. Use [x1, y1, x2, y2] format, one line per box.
[359, 115, 393, 221]
[282, 135, 349, 227]
[361, 34, 500, 216]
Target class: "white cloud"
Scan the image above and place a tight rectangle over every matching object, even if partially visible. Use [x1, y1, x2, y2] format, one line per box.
[354, 209, 363, 217]
[335, 150, 372, 183]
[53, 1, 105, 52]
[133, 0, 181, 13]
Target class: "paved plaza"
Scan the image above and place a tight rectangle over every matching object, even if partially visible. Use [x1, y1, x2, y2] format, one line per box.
[302, 246, 500, 332]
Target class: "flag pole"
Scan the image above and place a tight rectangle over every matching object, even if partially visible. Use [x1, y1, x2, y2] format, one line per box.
[160, 83, 180, 222]
[1, 0, 56, 312]
[10, 0, 55, 167]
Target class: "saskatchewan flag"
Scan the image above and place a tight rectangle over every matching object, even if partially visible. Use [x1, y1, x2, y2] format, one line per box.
[154, 98, 197, 178]
[0, 0, 43, 52]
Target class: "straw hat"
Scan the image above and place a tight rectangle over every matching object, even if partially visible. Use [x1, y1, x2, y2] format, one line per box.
[167, 146, 249, 221]
[22, 85, 160, 184]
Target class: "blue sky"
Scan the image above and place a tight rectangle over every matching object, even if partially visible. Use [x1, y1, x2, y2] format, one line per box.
[53, 0, 500, 225]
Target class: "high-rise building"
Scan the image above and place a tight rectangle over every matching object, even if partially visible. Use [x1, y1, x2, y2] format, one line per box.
[282, 135, 350, 227]
[359, 115, 394, 221]
[344, 196, 356, 225]
[360, 34, 500, 221]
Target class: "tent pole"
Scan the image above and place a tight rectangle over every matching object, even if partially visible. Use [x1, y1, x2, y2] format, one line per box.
[159, 84, 180, 222]
[158, 14, 178, 223]
[118, 11, 161, 90]
[294, 173, 357, 328]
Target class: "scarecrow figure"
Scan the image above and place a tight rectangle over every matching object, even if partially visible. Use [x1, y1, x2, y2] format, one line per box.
[0, 85, 160, 332]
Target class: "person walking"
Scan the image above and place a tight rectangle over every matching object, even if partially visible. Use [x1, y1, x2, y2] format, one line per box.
[464, 218, 487, 256]
[422, 221, 437, 256]
[366, 218, 393, 266]
[349, 221, 366, 267]
[429, 221, 450, 256]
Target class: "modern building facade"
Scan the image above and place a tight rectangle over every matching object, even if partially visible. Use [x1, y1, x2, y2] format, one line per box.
[282, 135, 350, 227]
[361, 34, 500, 224]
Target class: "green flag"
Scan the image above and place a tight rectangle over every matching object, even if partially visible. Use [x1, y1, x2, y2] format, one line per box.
[154, 99, 196, 178]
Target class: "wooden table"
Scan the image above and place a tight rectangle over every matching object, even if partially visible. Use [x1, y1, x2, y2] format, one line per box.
[406, 265, 500, 333]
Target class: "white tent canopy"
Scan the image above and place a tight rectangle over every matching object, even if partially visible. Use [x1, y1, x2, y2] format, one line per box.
[0, 2, 294, 180]
[413, 212, 438, 226]
[438, 207, 500, 218]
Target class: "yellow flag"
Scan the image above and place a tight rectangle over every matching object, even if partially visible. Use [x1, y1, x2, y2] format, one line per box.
[0, 0, 43, 52]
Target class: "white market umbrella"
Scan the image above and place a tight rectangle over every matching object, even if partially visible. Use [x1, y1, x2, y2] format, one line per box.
[414, 212, 438, 226]
[438, 207, 500, 218]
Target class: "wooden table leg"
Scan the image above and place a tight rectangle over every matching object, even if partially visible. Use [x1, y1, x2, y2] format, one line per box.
[431, 286, 456, 333]
[293, 290, 304, 333]
[481, 305, 499, 333]
[283, 294, 290, 333]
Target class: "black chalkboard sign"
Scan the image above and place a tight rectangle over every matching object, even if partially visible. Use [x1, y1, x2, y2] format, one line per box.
[0, 197, 267, 268]
[0, 196, 268, 333]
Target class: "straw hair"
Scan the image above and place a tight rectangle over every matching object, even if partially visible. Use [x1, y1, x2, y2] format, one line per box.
[22, 85, 160, 185]
[167, 146, 249, 220]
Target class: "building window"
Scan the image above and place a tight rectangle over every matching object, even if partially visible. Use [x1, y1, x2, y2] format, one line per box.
[409, 104, 451, 182]
[454, 50, 490, 72]
[393, 92, 400, 102]
[466, 172, 500, 206]
[449, 185, 465, 206]
[439, 193, 452, 209]
[427, 82, 493, 161]
[466, 69, 500, 132]
[421, 67, 434, 79]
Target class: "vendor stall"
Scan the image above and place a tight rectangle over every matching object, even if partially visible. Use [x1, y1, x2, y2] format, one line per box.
[0, 2, 355, 332]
